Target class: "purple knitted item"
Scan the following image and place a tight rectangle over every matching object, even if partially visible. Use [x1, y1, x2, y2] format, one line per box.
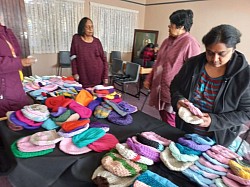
[87, 99, 101, 111]
[117, 101, 138, 114]
[10, 112, 40, 130]
[108, 111, 133, 126]
[126, 137, 160, 162]
[50, 107, 67, 117]
[178, 137, 211, 152]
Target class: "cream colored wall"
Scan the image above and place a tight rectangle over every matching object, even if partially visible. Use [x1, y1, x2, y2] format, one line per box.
[144, 0, 250, 61]
[32, 0, 250, 76]
[32, 0, 146, 76]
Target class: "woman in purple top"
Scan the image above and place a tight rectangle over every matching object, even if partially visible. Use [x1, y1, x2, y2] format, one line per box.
[144, 9, 200, 127]
[70, 17, 108, 88]
[0, 23, 33, 118]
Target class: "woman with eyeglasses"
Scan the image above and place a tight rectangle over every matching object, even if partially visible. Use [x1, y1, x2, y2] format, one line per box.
[70, 17, 108, 88]
[143, 9, 200, 127]
[170, 24, 250, 147]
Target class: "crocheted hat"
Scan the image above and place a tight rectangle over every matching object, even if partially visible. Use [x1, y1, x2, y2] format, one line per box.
[87, 99, 101, 111]
[227, 170, 250, 186]
[115, 143, 154, 165]
[222, 176, 243, 187]
[136, 133, 164, 152]
[68, 100, 92, 119]
[160, 147, 194, 171]
[15, 110, 43, 127]
[6, 111, 24, 131]
[41, 118, 60, 130]
[189, 165, 220, 179]
[59, 137, 92, 155]
[72, 128, 106, 148]
[9, 112, 40, 130]
[61, 119, 90, 132]
[178, 107, 204, 125]
[17, 135, 55, 152]
[211, 145, 242, 160]
[89, 121, 110, 132]
[184, 133, 215, 146]
[140, 131, 171, 147]
[228, 160, 250, 179]
[87, 133, 119, 152]
[206, 149, 230, 165]
[132, 170, 178, 187]
[178, 137, 211, 151]
[94, 105, 112, 119]
[117, 101, 138, 114]
[29, 130, 64, 146]
[75, 89, 93, 106]
[50, 107, 67, 117]
[45, 95, 72, 112]
[101, 149, 147, 177]
[108, 111, 133, 126]
[92, 165, 138, 187]
[58, 123, 89, 138]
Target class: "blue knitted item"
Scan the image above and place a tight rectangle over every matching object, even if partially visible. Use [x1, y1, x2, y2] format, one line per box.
[185, 134, 215, 146]
[202, 152, 229, 168]
[175, 143, 202, 156]
[195, 161, 227, 176]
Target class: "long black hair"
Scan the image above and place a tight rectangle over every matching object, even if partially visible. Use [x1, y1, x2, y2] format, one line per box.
[77, 17, 92, 36]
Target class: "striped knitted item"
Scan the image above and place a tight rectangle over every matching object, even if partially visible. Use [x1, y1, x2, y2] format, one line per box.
[101, 149, 147, 177]
[136, 134, 164, 152]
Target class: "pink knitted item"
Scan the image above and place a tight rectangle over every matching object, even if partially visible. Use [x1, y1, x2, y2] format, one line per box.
[211, 145, 242, 160]
[186, 102, 203, 117]
[227, 170, 250, 186]
[198, 156, 228, 172]
[133, 180, 151, 187]
[206, 149, 230, 165]
[87, 133, 119, 152]
[189, 165, 220, 179]
[15, 110, 43, 127]
[17, 136, 55, 152]
[59, 138, 92, 155]
[68, 100, 92, 118]
[222, 176, 245, 187]
[29, 130, 64, 146]
[140, 132, 171, 146]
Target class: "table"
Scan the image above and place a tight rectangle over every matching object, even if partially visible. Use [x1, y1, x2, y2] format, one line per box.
[0, 111, 197, 187]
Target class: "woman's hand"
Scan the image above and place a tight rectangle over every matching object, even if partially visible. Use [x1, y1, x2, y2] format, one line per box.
[73, 74, 79, 81]
[199, 113, 211, 127]
[103, 78, 109, 86]
[143, 80, 150, 89]
[21, 58, 34, 67]
[177, 99, 190, 110]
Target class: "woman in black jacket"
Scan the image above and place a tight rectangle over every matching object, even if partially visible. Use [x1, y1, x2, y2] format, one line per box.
[170, 24, 250, 147]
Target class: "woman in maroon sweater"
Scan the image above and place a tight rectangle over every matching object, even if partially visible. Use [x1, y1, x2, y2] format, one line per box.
[70, 17, 108, 88]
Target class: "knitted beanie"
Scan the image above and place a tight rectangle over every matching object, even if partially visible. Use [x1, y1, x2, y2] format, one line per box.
[202, 152, 229, 168]
[198, 156, 228, 172]
[15, 110, 43, 127]
[117, 101, 138, 114]
[92, 165, 138, 187]
[59, 137, 92, 155]
[41, 118, 60, 130]
[228, 160, 250, 179]
[65, 113, 80, 122]
[105, 100, 127, 117]
[214, 178, 227, 187]
[178, 107, 204, 124]
[94, 105, 112, 119]
[108, 111, 133, 126]
[140, 131, 171, 146]
[175, 143, 202, 156]
[132, 170, 178, 187]
[50, 107, 67, 117]
[206, 149, 230, 165]
[75, 89, 93, 106]
[101, 149, 147, 177]
[21, 104, 50, 122]
[227, 170, 250, 186]
[169, 142, 199, 162]
[194, 161, 227, 176]
[126, 136, 160, 162]
[189, 164, 220, 179]
[61, 119, 90, 132]
[51, 109, 73, 123]
[72, 128, 106, 148]
[11, 140, 54, 158]
[136, 134, 164, 152]
[178, 137, 211, 151]
[184, 133, 215, 146]
[17, 135, 55, 152]
[181, 168, 214, 186]
[222, 176, 244, 187]
[29, 130, 64, 146]
[58, 123, 89, 138]
[6, 111, 24, 131]
[45, 95, 72, 112]
[68, 100, 92, 119]
[9, 112, 40, 130]
[87, 99, 101, 111]
[160, 147, 194, 171]
[115, 143, 154, 165]
[87, 133, 119, 152]
[211, 145, 242, 160]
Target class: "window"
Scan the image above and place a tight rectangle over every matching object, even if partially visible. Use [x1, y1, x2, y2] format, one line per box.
[90, 2, 138, 53]
[24, 0, 84, 54]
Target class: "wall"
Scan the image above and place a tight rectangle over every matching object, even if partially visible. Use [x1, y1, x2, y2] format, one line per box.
[32, 0, 250, 76]
[144, 0, 250, 60]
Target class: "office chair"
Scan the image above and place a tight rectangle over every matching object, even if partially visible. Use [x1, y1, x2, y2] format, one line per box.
[110, 51, 121, 61]
[57, 51, 71, 76]
[113, 62, 141, 98]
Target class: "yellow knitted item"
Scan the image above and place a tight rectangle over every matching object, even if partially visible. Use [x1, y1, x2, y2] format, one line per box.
[229, 160, 250, 179]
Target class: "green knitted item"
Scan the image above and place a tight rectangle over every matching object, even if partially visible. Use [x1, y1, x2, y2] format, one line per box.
[51, 109, 73, 122]
[11, 140, 54, 158]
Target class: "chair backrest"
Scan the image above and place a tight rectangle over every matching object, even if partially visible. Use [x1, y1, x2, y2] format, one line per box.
[58, 51, 71, 66]
[111, 58, 124, 75]
[125, 62, 141, 82]
[110, 51, 121, 60]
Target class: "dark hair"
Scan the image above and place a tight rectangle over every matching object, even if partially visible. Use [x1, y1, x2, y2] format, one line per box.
[77, 17, 92, 36]
[202, 24, 241, 49]
[146, 43, 155, 49]
[169, 9, 194, 32]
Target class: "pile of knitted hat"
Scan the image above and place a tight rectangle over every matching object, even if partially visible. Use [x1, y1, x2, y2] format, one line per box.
[92, 131, 177, 187]
[91, 85, 122, 103]
[11, 130, 63, 158]
[58, 121, 119, 155]
[24, 75, 82, 101]
[6, 104, 50, 131]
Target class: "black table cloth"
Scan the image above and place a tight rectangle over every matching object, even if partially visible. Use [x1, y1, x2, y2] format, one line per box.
[0, 111, 198, 187]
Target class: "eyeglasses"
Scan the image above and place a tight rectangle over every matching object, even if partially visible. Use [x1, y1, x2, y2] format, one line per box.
[85, 26, 93, 30]
[206, 48, 234, 58]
